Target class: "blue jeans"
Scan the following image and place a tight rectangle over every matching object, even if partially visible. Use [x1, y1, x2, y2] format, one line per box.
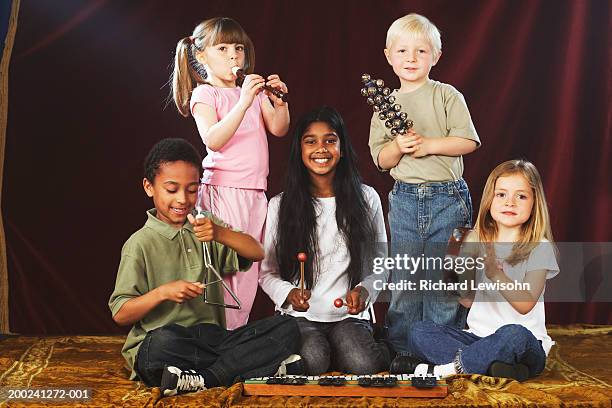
[135, 315, 300, 387]
[408, 321, 547, 377]
[295, 317, 391, 375]
[386, 179, 472, 355]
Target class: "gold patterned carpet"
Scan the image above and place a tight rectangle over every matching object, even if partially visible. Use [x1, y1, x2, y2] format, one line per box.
[0, 326, 610, 407]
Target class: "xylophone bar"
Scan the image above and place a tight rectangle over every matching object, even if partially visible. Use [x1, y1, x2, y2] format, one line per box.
[243, 374, 448, 398]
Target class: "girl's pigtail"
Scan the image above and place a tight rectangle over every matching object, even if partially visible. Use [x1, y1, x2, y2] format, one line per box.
[172, 37, 206, 117]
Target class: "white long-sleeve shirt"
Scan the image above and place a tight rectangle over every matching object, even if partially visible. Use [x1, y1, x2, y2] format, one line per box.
[259, 185, 388, 322]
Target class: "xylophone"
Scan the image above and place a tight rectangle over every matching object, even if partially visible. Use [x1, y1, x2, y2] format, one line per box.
[243, 374, 447, 397]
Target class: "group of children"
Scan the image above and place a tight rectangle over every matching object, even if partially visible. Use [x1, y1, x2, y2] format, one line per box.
[109, 14, 559, 396]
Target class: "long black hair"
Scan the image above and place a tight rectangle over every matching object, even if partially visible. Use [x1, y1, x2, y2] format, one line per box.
[274, 106, 376, 290]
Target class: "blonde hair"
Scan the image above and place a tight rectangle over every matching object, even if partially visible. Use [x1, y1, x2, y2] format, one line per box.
[171, 17, 256, 117]
[474, 159, 555, 265]
[386, 13, 442, 58]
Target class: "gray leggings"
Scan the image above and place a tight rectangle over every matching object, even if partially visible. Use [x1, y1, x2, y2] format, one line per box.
[295, 317, 391, 375]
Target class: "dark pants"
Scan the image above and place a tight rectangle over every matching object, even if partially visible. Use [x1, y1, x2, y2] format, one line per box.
[296, 317, 391, 375]
[135, 315, 300, 387]
[409, 321, 546, 377]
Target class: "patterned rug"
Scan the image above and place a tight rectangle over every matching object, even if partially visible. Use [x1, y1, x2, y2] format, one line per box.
[0, 325, 610, 407]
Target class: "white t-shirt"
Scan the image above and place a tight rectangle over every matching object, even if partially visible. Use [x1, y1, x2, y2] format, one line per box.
[466, 241, 559, 355]
[259, 185, 388, 322]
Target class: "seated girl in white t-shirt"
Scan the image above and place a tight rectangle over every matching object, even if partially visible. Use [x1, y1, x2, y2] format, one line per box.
[259, 106, 391, 375]
[401, 159, 559, 381]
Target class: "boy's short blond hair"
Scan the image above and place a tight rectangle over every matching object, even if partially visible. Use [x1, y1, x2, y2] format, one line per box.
[386, 13, 442, 58]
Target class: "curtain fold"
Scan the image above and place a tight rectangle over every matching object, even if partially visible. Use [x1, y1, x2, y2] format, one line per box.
[3, 0, 610, 334]
[0, 0, 20, 334]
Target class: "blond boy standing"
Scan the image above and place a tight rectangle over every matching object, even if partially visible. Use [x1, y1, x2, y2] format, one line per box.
[368, 14, 481, 367]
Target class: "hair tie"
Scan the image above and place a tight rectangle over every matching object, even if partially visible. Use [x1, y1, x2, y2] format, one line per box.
[186, 41, 207, 80]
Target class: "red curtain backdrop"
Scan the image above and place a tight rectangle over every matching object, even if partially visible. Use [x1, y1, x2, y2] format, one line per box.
[4, 0, 610, 334]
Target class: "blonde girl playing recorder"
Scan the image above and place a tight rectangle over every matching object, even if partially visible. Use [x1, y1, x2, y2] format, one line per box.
[171, 17, 290, 329]
[403, 160, 559, 381]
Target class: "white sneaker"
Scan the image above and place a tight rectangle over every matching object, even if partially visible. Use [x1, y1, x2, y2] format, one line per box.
[274, 354, 304, 376]
[160, 366, 207, 397]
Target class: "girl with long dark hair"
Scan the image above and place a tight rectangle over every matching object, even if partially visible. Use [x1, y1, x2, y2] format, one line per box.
[259, 106, 390, 375]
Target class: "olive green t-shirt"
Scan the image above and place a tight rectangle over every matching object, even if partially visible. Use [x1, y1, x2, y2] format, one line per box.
[368, 79, 480, 183]
[108, 209, 252, 379]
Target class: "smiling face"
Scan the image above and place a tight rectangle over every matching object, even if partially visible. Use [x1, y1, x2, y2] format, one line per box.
[197, 42, 245, 87]
[490, 173, 535, 233]
[384, 32, 440, 91]
[301, 121, 341, 182]
[143, 160, 200, 228]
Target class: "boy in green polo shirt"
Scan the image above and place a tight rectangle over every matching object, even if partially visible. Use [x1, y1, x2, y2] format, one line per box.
[109, 138, 301, 396]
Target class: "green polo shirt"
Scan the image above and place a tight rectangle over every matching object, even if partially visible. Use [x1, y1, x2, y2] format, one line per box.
[108, 209, 252, 379]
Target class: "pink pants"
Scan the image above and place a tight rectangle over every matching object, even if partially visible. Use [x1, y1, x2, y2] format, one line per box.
[199, 184, 267, 330]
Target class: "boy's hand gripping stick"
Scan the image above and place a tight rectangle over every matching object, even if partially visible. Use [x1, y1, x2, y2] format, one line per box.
[195, 202, 241, 309]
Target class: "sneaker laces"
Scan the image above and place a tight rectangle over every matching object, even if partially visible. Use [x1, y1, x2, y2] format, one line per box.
[275, 354, 302, 376]
[176, 370, 206, 392]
